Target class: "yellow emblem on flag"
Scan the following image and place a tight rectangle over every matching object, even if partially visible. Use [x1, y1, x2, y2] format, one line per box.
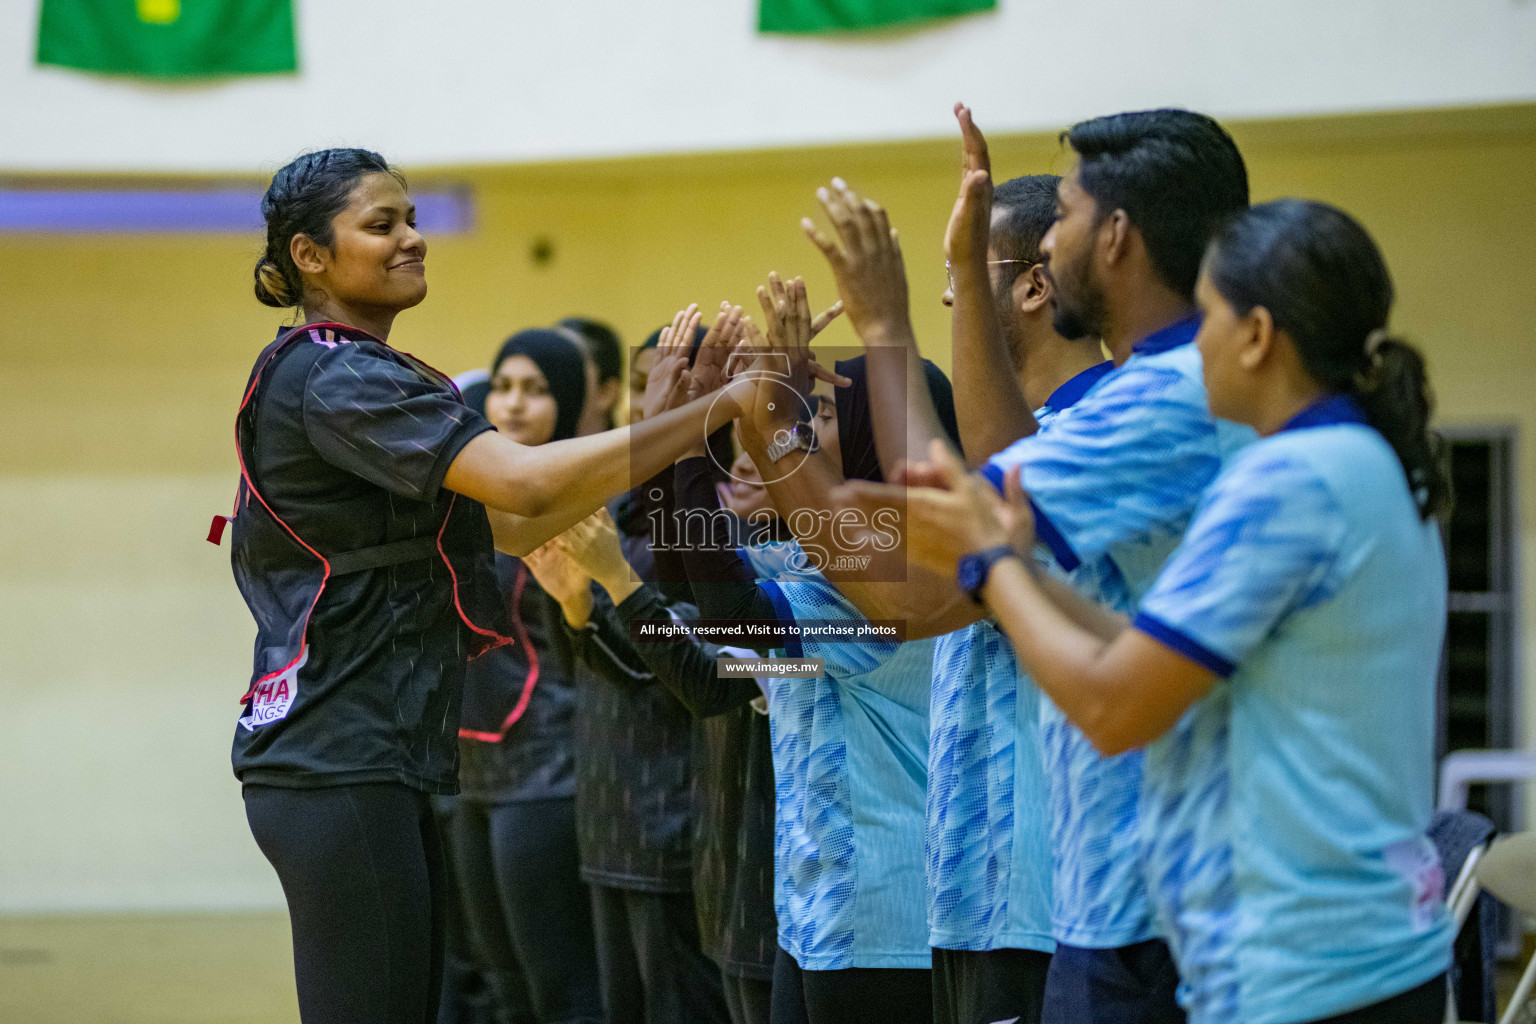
[136, 0, 180, 24]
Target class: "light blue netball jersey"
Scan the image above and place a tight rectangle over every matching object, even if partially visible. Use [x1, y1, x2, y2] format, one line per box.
[926, 361, 1109, 953]
[980, 318, 1251, 948]
[759, 565, 934, 970]
[1133, 396, 1452, 1024]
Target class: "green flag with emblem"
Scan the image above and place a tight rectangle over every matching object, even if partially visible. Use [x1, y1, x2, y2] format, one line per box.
[37, 0, 297, 78]
[759, 0, 994, 33]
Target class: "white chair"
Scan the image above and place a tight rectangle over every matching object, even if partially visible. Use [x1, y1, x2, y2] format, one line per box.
[1475, 833, 1536, 1024]
[1439, 750, 1536, 813]
[1445, 830, 1497, 1024]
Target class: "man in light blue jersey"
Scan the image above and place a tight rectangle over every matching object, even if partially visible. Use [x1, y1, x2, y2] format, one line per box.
[928, 129, 1112, 1023]
[800, 108, 1251, 1024]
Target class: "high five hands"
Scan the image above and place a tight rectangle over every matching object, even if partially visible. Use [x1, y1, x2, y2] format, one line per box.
[739, 272, 847, 439]
[642, 302, 743, 421]
[803, 178, 915, 348]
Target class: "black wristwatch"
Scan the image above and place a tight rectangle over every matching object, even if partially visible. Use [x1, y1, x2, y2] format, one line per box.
[956, 545, 1020, 605]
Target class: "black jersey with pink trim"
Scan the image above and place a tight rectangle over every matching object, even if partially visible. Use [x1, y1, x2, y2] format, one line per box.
[227, 323, 509, 794]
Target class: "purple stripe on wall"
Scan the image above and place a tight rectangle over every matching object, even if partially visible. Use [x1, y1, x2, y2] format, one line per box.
[0, 187, 474, 234]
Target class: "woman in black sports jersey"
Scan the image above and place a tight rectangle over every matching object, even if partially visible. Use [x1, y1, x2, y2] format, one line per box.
[228, 148, 788, 1024]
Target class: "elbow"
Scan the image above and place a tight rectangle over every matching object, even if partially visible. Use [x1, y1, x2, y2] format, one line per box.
[489, 478, 554, 520]
[1076, 705, 1152, 759]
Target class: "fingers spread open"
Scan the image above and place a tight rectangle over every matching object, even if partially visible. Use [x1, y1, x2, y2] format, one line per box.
[803, 216, 844, 269]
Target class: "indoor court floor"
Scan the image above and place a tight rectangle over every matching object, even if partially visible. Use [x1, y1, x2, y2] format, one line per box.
[0, 913, 299, 1024]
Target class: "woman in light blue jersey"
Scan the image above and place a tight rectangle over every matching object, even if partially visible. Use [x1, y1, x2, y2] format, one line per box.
[838, 199, 1453, 1024]
[639, 279, 963, 1024]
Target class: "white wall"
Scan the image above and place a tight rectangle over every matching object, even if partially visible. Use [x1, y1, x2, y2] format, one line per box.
[4, 0, 1536, 174]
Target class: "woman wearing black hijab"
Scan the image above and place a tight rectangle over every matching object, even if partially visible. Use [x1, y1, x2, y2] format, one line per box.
[450, 329, 605, 1024]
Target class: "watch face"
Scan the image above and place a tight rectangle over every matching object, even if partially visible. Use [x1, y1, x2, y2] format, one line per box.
[957, 554, 983, 593]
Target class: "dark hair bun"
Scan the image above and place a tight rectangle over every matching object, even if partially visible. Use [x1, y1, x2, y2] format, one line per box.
[253, 256, 297, 308]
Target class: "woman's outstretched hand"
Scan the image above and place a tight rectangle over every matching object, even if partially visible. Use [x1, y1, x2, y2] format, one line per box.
[643, 304, 700, 421]
[803, 178, 914, 347]
[688, 302, 746, 401]
[524, 538, 596, 628]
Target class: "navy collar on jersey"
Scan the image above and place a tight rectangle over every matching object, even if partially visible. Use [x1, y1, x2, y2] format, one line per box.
[1131, 315, 1201, 357]
[1041, 360, 1113, 414]
[1277, 393, 1369, 434]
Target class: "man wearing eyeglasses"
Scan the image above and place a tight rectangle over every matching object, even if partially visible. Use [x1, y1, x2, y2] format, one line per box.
[940, 173, 1110, 463]
[926, 170, 1111, 1024]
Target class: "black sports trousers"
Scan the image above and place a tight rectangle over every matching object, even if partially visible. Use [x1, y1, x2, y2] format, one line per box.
[449, 797, 604, 1024]
[932, 946, 1051, 1024]
[1042, 939, 1184, 1024]
[1305, 974, 1447, 1024]
[769, 946, 934, 1024]
[245, 782, 447, 1024]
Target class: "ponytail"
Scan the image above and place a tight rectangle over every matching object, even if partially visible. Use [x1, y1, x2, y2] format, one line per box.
[1206, 199, 1451, 520]
[1354, 334, 1452, 520]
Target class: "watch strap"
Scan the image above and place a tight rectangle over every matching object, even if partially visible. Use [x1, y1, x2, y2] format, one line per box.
[959, 544, 1019, 605]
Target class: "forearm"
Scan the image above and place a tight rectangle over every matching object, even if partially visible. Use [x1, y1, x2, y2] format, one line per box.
[450, 387, 739, 524]
[674, 458, 781, 650]
[564, 588, 656, 691]
[614, 584, 760, 718]
[743, 427, 981, 637]
[861, 325, 955, 477]
[950, 262, 1037, 466]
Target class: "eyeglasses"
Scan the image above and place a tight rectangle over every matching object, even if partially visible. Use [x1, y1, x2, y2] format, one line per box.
[946, 258, 1034, 292]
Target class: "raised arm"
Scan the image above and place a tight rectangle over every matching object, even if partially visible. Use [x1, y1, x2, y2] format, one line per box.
[734, 277, 981, 639]
[946, 104, 1038, 466]
[803, 180, 953, 477]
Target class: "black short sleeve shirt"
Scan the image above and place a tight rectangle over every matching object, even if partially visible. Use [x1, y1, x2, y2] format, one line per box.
[231, 330, 494, 793]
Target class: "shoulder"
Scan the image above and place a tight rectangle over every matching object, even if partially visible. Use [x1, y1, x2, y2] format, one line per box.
[1197, 430, 1374, 539]
[1224, 425, 1391, 497]
[1049, 351, 1210, 438]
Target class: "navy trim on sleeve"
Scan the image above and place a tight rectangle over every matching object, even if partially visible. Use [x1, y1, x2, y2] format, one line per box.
[1029, 497, 1081, 573]
[1133, 611, 1237, 678]
[759, 581, 803, 659]
[980, 462, 1006, 494]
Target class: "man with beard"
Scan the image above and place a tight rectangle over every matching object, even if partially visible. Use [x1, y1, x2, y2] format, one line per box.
[803, 107, 1252, 1023]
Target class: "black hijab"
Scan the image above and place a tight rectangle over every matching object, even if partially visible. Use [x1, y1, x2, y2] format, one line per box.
[490, 329, 589, 443]
[833, 354, 961, 484]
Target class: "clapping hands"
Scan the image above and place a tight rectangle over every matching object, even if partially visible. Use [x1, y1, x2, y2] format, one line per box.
[831, 439, 1037, 577]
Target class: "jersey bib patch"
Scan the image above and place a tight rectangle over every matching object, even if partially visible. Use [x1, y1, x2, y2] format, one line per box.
[239, 647, 307, 730]
[1383, 836, 1444, 933]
